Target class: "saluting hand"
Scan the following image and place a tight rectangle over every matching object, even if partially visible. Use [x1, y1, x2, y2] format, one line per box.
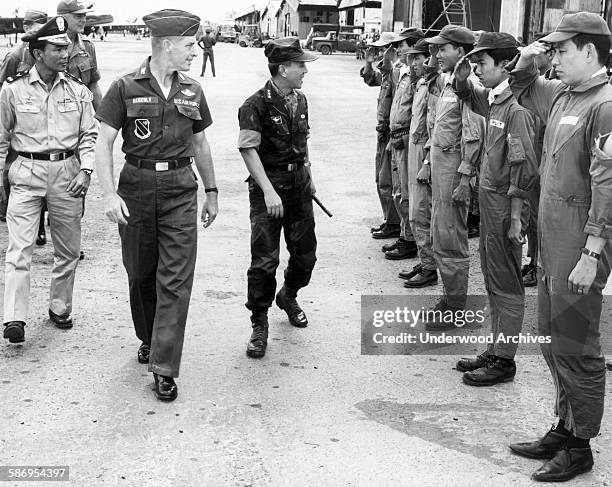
[201, 193, 218, 228]
[264, 189, 284, 219]
[454, 56, 472, 83]
[365, 46, 377, 64]
[103, 192, 130, 225]
[520, 41, 551, 61]
[67, 171, 91, 198]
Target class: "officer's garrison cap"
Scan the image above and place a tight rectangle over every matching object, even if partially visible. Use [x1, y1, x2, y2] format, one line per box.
[22, 16, 70, 45]
[143, 9, 201, 37]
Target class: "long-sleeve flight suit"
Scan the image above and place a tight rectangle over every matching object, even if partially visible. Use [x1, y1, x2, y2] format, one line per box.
[361, 59, 399, 227]
[510, 62, 612, 438]
[430, 73, 485, 309]
[455, 79, 538, 358]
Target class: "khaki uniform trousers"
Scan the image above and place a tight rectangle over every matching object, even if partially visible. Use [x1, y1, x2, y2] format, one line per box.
[3, 155, 82, 322]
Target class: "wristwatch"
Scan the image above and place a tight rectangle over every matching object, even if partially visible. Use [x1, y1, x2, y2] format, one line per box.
[80, 168, 93, 176]
[581, 247, 601, 260]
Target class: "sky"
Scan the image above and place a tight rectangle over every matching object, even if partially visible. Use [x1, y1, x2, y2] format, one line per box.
[0, 0, 267, 22]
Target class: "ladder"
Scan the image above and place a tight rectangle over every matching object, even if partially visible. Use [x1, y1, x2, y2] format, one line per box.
[425, 0, 471, 34]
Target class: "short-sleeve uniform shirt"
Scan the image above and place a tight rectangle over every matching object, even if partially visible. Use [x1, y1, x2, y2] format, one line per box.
[95, 58, 212, 159]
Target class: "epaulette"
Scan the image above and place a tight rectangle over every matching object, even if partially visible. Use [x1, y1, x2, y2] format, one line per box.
[5, 70, 28, 83]
[65, 72, 85, 85]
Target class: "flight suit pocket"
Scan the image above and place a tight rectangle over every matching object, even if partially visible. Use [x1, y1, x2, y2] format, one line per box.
[175, 105, 201, 142]
[76, 59, 92, 86]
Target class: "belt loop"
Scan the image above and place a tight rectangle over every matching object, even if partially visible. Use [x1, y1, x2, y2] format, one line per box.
[137, 160, 143, 169]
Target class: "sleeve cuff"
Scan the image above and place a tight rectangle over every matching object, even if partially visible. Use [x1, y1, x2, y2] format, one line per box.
[583, 219, 612, 239]
[457, 162, 475, 177]
[237, 129, 261, 150]
[507, 185, 528, 200]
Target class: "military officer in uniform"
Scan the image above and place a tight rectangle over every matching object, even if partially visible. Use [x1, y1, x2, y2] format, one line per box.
[57, 0, 102, 109]
[0, 16, 97, 343]
[238, 38, 317, 358]
[508, 13, 612, 482]
[95, 9, 218, 402]
[197, 27, 216, 77]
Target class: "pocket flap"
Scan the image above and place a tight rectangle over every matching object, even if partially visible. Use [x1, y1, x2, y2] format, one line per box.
[176, 104, 202, 120]
[127, 104, 159, 117]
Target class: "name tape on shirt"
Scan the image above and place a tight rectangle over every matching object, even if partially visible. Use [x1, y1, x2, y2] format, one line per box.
[559, 116, 579, 126]
[490, 119, 505, 129]
[441, 96, 457, 103]
[130, 97, 158, 104]
[174, 98, 200, 108]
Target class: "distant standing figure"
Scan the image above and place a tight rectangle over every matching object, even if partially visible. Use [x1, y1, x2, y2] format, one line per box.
[198, 28, 216, 77]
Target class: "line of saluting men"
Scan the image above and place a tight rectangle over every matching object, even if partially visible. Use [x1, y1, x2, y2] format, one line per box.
[0, 2, 317, 411]
[362, 12, 612, 483]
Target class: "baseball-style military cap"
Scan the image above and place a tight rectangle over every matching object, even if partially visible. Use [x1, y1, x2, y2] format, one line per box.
[406, 38, 430, 55]
[539, 12, 611, 43]
[467, 32, 518, 56]
[426, 25, 475, 45]
[23, 10, 48, 24]
[398, 27, 425, 43]
[22, 16, 70, 45]
[265, 37, 317, 63]
[371, 32, 400, 47]
[57, 0, 93, 15]
[143, 9, 201, 37]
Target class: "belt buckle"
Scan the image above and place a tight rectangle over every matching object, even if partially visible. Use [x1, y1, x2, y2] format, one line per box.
[50, 152, 61, 161]
[155, 161, 169, 171]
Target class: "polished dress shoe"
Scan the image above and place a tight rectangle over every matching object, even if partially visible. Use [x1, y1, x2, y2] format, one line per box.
[509, 427, 568, 459]
[48, 309, 73, 329]
[372, 224, 401, 240]
[153, 373, 178, 401]
[532, 447, 593, 482]
[246, 321, 269, 358]
[36, 232, 47, 246]
[385, 239, 418, 260]
[3, 321, 25, 343]
[138, 343, 150, 364]
[276, 289, 308, 327]
[382, 239, 399, 252]
[456, 350, 491, 372]
[462, 356, 516, 386]
[403, 268, 437, 288]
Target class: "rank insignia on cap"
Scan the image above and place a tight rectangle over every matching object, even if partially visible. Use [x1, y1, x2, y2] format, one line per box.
[56, 17, 65, 31]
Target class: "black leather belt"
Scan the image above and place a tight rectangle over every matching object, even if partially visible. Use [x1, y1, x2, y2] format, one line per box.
[265, 162, 309, 172]
[19, 150, 74, 161]
[126, 156, 192, 171]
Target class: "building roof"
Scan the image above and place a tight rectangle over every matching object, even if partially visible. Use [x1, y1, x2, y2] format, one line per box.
[281, 0, 338, 10]
[262, 0, 282, 18]
[338, 0, 381, 8]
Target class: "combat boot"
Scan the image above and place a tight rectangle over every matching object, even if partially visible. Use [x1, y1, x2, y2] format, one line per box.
[509, 426, 569, 459]
[372, 223, 400, 239]
[403, 268, 437, 288]
[456, 350, 491, 372]
[246, 313, 269, 358]
[522, 262, 537, 287]
[384, 238, 418, 260]
[276, 287, 308, 327]
[462, 356, 516, 386]
[382, 239, 399, 252]
[424, 299, 463, 331]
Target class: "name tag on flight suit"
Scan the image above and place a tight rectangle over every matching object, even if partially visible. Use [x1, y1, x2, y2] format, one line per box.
[490, 119, 505, 129]
[559, 116, 579, 126]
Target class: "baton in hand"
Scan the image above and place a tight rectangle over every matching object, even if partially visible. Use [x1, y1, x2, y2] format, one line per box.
[312, 194, 332, 218]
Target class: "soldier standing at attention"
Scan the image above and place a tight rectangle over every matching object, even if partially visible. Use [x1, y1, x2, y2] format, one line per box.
[57, 0, 102, 110]
[0, 16, 97, 343]
[95, 9, 218, 401]
[238, 38, 317, 358]
[198, 27, 216, 77]
[508, 13, 612, 482]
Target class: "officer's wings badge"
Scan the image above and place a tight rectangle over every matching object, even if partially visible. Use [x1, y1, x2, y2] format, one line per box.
[181, 89, 195, 97]
[135, 119, 151, 140]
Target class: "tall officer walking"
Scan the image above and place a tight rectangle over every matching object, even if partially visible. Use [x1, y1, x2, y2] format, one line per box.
[95, 9, 218, 401]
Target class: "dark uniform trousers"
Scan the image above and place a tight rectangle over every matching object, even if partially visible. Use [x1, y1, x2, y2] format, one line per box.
[118, 163, 198, 378]
[246, 166, 316, 312]
[201, 49, 215, 76]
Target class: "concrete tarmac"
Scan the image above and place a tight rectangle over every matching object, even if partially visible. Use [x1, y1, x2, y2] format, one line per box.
[0, 37, 611, 486]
